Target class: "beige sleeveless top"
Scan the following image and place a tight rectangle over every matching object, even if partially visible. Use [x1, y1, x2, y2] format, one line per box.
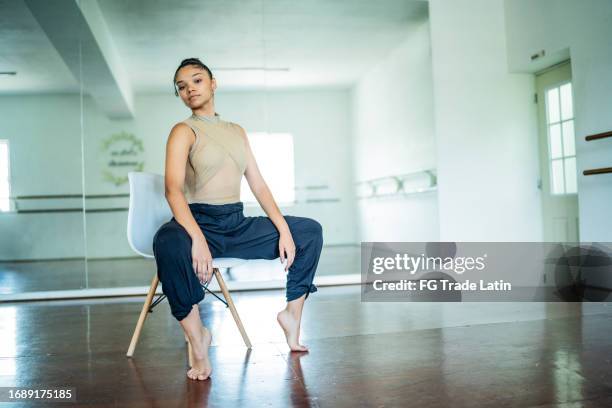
[182, 113, 247, 204]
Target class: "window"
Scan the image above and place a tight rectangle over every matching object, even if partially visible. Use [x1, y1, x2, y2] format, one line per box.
[546, 82, 577, 195]
[240, 132, 295, 205]
[0, 140, 10, 212]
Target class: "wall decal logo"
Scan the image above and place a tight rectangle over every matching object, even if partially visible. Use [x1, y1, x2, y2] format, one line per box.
[100, 132, 144, 186]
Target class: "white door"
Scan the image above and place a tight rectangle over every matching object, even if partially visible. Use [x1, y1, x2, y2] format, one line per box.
[536, 61, 579, 242]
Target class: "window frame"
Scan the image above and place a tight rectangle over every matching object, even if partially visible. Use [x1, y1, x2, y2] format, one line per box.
[544, 80, 577, 196]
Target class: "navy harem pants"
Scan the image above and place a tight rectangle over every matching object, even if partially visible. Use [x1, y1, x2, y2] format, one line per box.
[152, 202, 324, 321]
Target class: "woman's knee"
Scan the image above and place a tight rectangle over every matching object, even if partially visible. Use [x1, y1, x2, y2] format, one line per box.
[299, 217, 323, 239]
[153, 221, 191, 256]
[307, 218, 323, 248]
[291, 217, 323, 252]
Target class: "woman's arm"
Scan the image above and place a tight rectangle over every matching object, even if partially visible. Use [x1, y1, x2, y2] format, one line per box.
[164, 123, 203, 240]
[164, 123, 213, 282]
[237, 125, 296, 270]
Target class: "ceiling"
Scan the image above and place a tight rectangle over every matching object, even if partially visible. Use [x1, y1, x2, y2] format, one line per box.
[0, 0, 429, 98]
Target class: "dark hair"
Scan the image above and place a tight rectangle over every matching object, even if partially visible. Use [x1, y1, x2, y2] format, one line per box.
[173, 58, 214, 96]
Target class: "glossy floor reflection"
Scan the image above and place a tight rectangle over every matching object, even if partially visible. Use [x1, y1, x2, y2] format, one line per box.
[2, 286, 612, 407]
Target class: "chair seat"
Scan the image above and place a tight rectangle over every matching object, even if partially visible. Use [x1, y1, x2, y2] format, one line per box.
[138, 254, 277, 268]
[212, 257, 249, 268]
[138, 256, 264, 269]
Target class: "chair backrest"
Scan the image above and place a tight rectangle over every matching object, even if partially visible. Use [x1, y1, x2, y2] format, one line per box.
[127, 172, 172, 258]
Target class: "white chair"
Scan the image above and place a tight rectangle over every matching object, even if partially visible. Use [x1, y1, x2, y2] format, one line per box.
[125, 171, 252, 358]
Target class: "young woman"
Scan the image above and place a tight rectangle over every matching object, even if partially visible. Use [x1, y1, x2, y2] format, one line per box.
[152, 58, 323, 381]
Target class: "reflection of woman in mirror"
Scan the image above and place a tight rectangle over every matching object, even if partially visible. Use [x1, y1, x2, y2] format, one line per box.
[152, 58, 323, 381]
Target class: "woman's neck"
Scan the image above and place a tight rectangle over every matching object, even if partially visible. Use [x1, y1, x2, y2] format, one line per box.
[192, 101, 215, 117]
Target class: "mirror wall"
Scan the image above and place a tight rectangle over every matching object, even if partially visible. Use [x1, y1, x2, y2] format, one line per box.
[0, 0, 432, 298]
[0, 0, 88, 297]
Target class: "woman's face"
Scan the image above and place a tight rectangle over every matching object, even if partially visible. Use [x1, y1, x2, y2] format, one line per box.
[175, 65, 217, 109]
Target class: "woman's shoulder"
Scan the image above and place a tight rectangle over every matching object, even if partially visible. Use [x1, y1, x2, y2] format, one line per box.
[224, 120, 246, 136]
[167, 120, 198, 147]
[171, 116, 204, 135]
[178, 116, 198, 127]
[169, 120, 195, 135]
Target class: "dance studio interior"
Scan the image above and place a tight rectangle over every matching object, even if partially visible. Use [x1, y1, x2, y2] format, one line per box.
[1, 0, 612, 406]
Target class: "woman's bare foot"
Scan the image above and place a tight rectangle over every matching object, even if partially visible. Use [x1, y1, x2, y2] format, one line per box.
[187, 326, 212, 380]
[277, 310, 308, 352]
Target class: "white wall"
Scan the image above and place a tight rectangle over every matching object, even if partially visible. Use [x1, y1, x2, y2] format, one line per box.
[0, 89, 356, 260]
[429, 0, 543, 241]
[504, 0, 612, 242]
[351, 21, 439, 242]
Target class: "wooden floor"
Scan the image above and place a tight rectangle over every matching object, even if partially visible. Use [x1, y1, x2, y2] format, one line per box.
[2, 286, 612, 407]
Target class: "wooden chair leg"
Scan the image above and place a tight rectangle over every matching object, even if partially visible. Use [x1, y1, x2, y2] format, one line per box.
[213, 268, 252, 349]
[126, 273, 159, 358]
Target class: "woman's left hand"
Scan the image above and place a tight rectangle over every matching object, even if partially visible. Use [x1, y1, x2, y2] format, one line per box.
[279, 232, 296, 272]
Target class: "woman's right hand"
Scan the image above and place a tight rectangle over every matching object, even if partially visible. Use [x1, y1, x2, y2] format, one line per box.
[192, 236, 214, 284]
